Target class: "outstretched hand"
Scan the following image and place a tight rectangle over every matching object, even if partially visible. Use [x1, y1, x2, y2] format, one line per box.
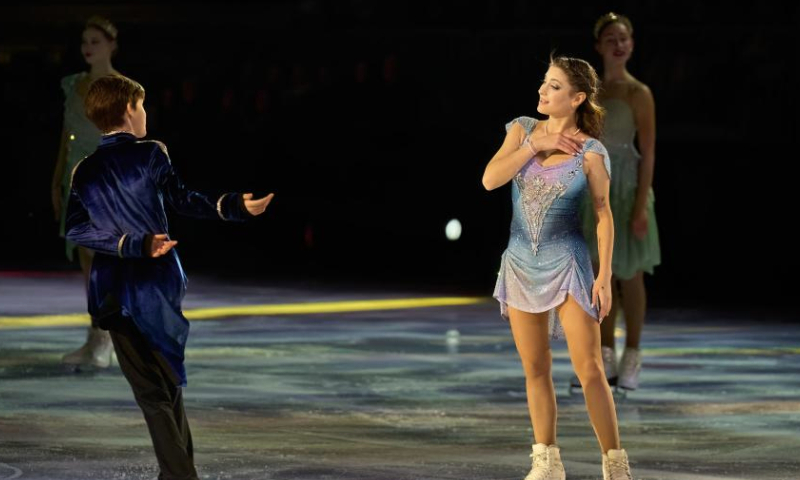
[243, 193, 274, 216]
[148, 234, 178, 258]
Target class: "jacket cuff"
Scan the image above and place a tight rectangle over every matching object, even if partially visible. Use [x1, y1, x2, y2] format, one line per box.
[142, 234, 154, 257]
[118, 233, 147, 258]
[216, 193, 230, 220]
[217, 192, 254, 222]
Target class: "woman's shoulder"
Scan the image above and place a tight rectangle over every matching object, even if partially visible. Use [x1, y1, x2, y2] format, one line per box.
[602, 76, 650, 99]
[581, 137, 610, 161]
[60, 72, 87, 93]
[627, 77, 653, 100]
[505, 116, 539, 133]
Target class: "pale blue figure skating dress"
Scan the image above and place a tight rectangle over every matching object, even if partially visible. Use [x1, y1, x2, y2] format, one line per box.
[493, 116, 611, 336]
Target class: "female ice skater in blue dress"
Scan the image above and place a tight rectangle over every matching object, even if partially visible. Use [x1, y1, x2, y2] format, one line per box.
[483, 56, 633, 480]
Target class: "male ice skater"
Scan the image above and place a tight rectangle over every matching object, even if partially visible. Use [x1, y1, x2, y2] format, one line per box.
[66, 74, 273, 479]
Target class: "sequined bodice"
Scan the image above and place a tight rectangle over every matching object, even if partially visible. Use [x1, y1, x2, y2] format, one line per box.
[503, 116, 611, 257]
[511, 154, 589, 255]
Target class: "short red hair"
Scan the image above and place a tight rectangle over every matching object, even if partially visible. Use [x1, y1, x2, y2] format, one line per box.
[85, 74, 145, 132]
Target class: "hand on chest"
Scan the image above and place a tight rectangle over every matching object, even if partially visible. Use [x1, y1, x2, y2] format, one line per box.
[534, 150, 579, 168]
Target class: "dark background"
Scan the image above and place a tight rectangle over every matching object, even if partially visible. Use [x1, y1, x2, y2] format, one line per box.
[1, 1, 796, 309]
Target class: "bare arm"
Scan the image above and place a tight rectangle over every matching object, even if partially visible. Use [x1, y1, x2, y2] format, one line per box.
[584, 151, 614, 317]
[482, 121, 532, 191]
[51, 127, 70, 220]
[632, 84, 656, 225]
[482, 120, 583, 190]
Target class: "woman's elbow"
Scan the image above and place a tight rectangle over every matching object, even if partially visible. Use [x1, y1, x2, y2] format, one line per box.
[595, 207, 614, 225]
[482, 172, 500, 191]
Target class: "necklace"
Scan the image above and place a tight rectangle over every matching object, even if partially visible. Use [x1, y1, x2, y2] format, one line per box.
[544, 121, 580, 136]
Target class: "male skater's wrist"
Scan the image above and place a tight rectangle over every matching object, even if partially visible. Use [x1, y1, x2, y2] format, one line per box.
[118, 233, 148, 258]
[142, 234, 154, 257]
[217, 192, 253, 221]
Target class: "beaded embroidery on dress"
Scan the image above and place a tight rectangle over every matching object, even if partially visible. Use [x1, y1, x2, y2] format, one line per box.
[493, 116, 611, 337]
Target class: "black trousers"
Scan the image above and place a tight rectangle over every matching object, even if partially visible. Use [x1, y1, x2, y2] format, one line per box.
[107, 315, 198, 480]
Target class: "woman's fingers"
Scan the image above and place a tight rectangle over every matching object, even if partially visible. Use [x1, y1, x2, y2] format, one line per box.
[600, 291, 611, 318]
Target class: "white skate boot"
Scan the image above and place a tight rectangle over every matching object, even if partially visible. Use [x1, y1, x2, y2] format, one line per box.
[617, 347, 642, 390]
[524, 443, 565, 480]
[569, 345, 618, 391]
[602, 345, 618, 385]
[602, 448, 633, 480]
[62, 326, 114, 369]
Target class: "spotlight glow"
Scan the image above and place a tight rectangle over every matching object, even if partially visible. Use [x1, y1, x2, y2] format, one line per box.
[445, 219, 462, 241]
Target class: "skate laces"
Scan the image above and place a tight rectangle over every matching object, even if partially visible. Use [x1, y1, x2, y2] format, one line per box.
[607, 457, 632, 479]
[528, 450, 551, 476]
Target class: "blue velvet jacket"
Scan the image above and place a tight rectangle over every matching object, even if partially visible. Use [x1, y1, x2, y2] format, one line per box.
[66, 132, 252, 385]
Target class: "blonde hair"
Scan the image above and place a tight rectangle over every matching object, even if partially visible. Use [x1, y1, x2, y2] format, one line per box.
[594, 12, 634, 39]
[85, 15, 118, 41]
